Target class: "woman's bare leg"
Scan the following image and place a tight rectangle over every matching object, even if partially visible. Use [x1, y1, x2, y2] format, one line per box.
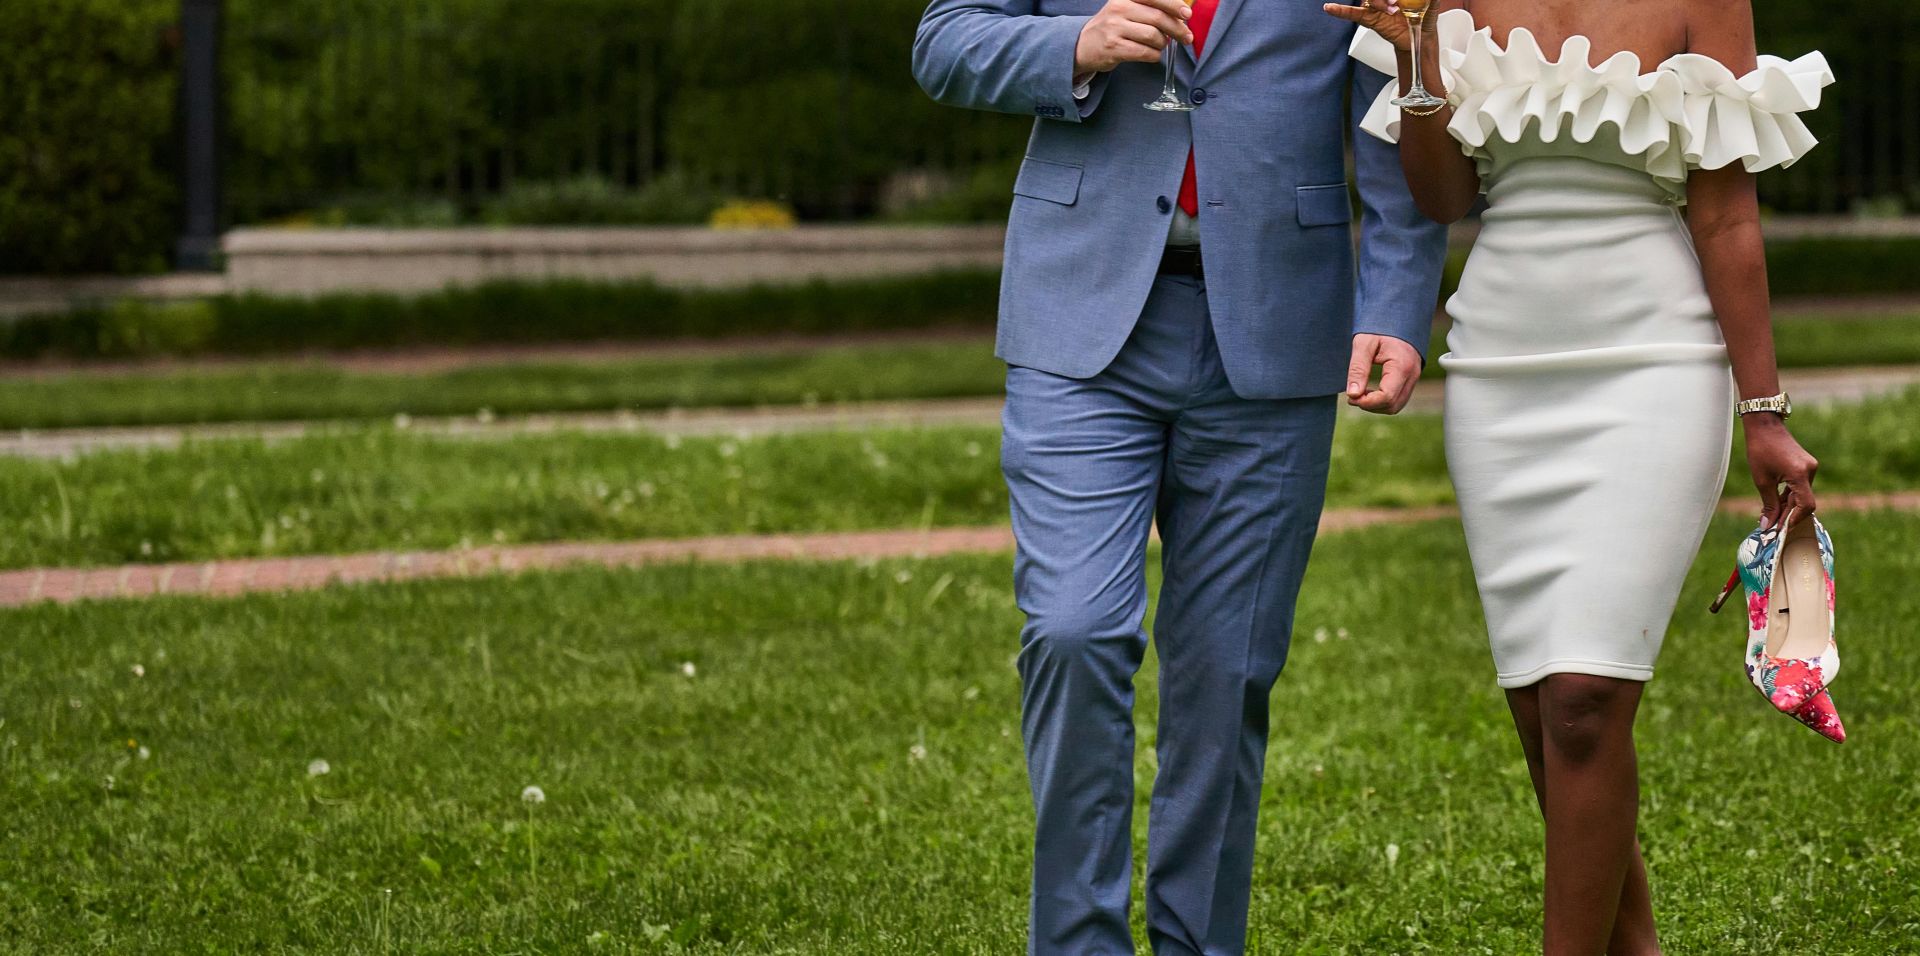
[1506, 679, 1661, 956]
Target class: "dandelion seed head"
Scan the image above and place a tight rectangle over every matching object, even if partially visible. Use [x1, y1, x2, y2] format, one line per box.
[307, 758, 331, 777]
[522, 785, 547, 805]
[680, 661, 697, 678]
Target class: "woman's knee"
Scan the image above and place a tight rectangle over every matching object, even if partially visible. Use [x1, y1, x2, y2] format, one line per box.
[1540, 674, 1641, 763]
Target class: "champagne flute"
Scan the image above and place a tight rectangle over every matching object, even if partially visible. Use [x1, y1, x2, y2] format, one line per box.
[1389, 0, 1447, 110]
[1145, 0, 1197, 112]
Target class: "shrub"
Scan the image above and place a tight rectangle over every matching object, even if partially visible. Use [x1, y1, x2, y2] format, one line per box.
[0, 0, 179, 275]
[888, 161, 1021, 224]
[480, 175, 719, 226]
[0, 271, 1005, 361]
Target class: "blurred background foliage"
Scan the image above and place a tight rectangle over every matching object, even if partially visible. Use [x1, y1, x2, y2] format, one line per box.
[0, 0, 182, 275]
[1, 0, 1914, 274]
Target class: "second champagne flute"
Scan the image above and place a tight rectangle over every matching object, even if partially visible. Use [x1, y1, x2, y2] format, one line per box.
[1389, 0, 1446, 109]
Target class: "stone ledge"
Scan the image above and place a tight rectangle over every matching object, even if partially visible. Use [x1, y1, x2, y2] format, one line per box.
[222, 224, 1008, 255]
[220, 224, 1008, 296]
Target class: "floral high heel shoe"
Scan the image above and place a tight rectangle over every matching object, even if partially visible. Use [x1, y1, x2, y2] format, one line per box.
[1711, 510, 1846, 743]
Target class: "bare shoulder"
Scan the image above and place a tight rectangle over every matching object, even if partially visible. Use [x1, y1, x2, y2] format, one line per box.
[1682, 0, 1758, 72]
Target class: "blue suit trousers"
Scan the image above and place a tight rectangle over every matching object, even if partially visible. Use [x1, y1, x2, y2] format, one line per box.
[1003, 275, 1337, 955]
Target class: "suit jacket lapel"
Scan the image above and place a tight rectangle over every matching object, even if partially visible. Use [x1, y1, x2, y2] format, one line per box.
[1194, 0, 1247, 71]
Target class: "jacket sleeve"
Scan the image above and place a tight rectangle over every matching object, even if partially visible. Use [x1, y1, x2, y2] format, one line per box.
[1348, 57, 1450, 357]
[913, 0, 1100, 123]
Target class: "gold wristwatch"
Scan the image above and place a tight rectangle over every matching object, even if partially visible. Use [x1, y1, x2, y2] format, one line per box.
[1735, 392, 1792, 419]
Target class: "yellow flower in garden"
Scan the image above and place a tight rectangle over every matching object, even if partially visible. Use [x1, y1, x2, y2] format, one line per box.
[709, 200, 797, 231]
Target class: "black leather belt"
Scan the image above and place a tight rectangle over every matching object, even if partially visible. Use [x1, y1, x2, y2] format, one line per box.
[1159, 246, 1204, 279]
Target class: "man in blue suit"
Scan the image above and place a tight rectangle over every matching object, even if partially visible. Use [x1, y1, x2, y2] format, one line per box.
[914, 1, 1446, 952]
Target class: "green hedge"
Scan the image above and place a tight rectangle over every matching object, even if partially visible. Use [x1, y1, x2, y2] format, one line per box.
[0, 271, 1004, 361]
[3, 237, 1914, 362]
[0, 0, 178, 275]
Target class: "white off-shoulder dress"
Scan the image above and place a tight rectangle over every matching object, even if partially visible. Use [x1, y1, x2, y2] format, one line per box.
[1352, 11, 1834, 688]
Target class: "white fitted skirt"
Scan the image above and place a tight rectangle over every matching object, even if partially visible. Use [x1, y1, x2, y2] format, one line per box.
[1443, 158, 1734, 689]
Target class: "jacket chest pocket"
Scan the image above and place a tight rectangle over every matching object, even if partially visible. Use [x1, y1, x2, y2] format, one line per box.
[1014, 158, 1085, 206]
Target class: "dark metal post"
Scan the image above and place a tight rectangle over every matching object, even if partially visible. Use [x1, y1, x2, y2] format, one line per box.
[177, 0, 224, 271]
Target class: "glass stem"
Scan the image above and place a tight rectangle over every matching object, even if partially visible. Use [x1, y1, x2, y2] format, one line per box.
[1163, 43, 1179, 96]
[1407, 15, 1427, 95]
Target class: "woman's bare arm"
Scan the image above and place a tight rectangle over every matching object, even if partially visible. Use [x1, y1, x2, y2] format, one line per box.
[1684, 0, 1819, 522]
[1323, 0, 1480, 222]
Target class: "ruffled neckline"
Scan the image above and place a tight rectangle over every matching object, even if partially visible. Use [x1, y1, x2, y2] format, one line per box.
[1350, 9, 1835, 189]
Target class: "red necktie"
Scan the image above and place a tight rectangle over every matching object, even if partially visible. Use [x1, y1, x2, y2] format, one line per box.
[1177, 0, 1221, 218]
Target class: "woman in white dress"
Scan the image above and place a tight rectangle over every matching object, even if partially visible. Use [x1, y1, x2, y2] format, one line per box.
[1323, 0, 1830, 950]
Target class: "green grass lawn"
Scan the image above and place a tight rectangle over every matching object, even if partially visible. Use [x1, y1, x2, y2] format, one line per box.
[3, 312, 1918, 430]
[6, 387, 1920, 571]
[1, 513, 1913, 952]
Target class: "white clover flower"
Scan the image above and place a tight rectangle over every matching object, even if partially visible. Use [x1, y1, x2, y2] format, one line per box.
[680, 661, 697, 678]
[1336, 627, 1351, 641]
[139, 541, 153, 556]
[307, 758, 331, 777]
[393, 413, 412, 430]
[130, 664, 146, 678]
[137, 746, 151, 761]
[964, 442, 983, 458]
[894, 569, 913, 584]
[1385, 843, 1401, 868]
[1313, 627, 1329, 644]
[962, 686, 981, 701]
[636, 482, 656, 499]
[908, 744, 927, 761]
[663, 434, 682, 450]
[522, 785, 546, 805]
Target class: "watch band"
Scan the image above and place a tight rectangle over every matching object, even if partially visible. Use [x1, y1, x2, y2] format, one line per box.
[1736, 392, 1792, 418]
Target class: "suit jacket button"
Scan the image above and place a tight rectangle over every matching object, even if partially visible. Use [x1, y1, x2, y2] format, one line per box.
[1156, 196, 1172, 214]
[1191, 87, 1208, 104]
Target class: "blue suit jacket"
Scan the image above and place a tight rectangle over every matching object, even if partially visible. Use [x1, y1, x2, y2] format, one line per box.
[913, 0, 1448, 399]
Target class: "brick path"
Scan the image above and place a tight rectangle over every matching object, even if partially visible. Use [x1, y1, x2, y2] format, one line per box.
[0, 505, 1457, 609]
[5, 495, 1917, 609]
[7, 364, 1920, 461]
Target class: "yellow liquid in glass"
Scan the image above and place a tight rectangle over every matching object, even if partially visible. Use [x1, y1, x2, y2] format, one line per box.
[1399, 0, 1431, 11]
